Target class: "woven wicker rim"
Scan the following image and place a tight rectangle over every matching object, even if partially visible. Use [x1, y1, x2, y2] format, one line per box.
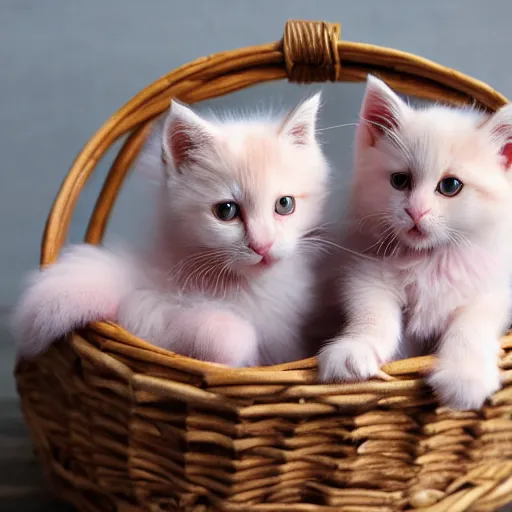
[39, 20, 510, 378]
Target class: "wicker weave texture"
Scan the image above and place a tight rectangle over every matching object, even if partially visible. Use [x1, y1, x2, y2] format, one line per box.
[16, 20, 512, 511]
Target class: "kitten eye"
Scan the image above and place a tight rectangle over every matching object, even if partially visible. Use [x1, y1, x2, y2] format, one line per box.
[213, 202, 240, 221]
[275, 196, 295, 215]
[390, 172, 411, 191]
[437, 177, 463, 197]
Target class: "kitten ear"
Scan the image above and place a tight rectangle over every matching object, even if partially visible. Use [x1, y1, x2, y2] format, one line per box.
[279, 92, 322, 146]
[358, 75, 408, 145]
[162, 99, 217, 170]
[483, 103, 512, 170]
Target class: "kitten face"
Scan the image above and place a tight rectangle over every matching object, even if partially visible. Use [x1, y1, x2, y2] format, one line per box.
[352, 76, 512, 252]
[160, 95, 329, 275]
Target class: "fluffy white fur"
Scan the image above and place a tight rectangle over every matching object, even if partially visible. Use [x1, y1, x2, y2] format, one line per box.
[318, 76, 512, 410]
[14, 94, 330, 367]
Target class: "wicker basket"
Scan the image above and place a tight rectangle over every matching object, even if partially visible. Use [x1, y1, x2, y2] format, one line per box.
[15, 19, 512, 512]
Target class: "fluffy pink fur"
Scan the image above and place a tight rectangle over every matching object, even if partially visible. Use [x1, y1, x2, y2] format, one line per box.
[13, 244, 138, 359]
[318, 75, 512, 410]
[14, 94, 330, 366]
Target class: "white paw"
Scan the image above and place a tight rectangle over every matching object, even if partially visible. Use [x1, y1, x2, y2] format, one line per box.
[317, 337, 380, 382]
[195, 310, 259, 367]
[428, 361, 501, 410]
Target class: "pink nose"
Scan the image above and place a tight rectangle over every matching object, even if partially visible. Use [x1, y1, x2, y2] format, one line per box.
[249, 242, 273, 256]
[405, 207, 431, 223]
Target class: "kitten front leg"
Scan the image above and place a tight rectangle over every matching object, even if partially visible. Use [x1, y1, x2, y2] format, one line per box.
[317, 271, 402, 382]
[118, 290, 259, 367]
[428, 291, 509, 410]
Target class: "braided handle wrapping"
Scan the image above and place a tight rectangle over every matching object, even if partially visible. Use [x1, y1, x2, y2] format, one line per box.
[283, 20, 341, 83]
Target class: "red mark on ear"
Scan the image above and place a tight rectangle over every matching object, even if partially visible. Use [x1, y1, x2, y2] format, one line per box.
[288, 124, 308, 145]
[501, 142, 512, 170]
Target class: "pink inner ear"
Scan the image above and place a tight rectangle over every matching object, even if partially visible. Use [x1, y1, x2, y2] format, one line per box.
[288, 123, 308, 145]
[364, 93, 400, 136]
[168, 119, 195, 168]
[501, 142, 512, 170]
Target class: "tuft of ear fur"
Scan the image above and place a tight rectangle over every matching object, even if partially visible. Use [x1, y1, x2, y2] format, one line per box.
[279, 92, 322, 146]
[483, 103, 512, 170]
[162, 100, 217, 170]
[358, 75, 408, 144]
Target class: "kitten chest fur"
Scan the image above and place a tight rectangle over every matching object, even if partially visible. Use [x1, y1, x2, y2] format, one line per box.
[380, 245, 505, 347]
[142, 251, 316, 365]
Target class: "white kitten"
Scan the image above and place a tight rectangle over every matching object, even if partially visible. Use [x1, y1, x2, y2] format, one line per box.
[14, 94, 331, 367]
[318, 76, 512, 410]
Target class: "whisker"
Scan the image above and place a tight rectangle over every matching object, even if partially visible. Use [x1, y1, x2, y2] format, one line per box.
[389, 235, 402, 258]
[298, 241, 332, 256]
[169, 247, 238, 291]
[316, 122, 358, 132]
[180, 255, 226, 293]
[382, 233, 398, 258]
[169, 249, 229, 280]
[213, 260, 231, 298]
[301, 222, 337, 239]
[174, 258, 218, 290]
[356, 210, 395, 235]
[375, 231, 395, 257]
[197, 263, 217, 294]
[362, 227, 394, 253]
[220, 262, 234, 299]
[365, 217, 394, 233]
[362, 117, 413, 162]
[302, 237, 378, 261]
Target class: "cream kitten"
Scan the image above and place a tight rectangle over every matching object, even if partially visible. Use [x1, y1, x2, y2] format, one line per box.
[14, 94, 330, 367]
[318, 76, 512, 410]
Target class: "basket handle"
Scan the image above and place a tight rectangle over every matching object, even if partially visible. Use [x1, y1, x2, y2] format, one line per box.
[283, 20, 341, 83]
[40, 19, 508, 265]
